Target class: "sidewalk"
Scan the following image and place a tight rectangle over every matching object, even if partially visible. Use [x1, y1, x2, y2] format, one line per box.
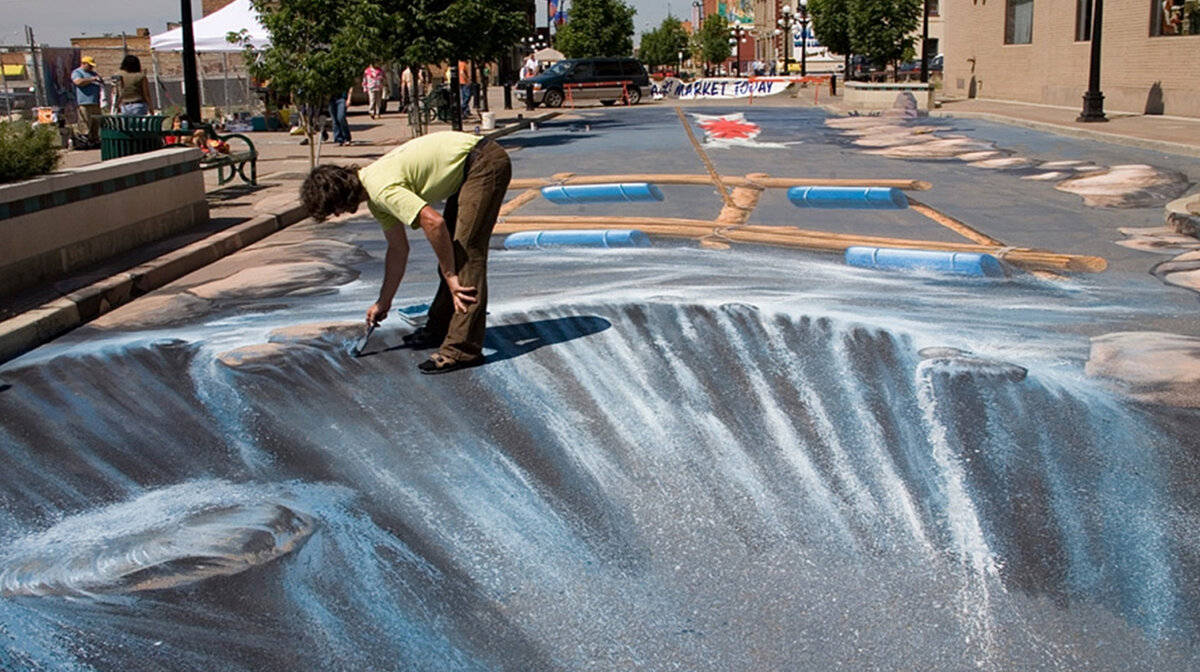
[927, 96, 1200, 159]
[2, 84, 1198, 364]
[0, 86, 555, 363]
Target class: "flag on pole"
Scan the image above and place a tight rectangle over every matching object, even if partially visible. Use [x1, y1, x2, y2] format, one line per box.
[548, 0, 558, 25]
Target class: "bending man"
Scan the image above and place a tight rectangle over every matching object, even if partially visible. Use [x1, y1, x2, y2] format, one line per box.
[301, 131, 512, 374]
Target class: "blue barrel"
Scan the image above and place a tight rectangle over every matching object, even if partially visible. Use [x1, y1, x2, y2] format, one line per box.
[845, 246, 1006, 278]
[504, 229, 652, 250]
[787, 186, 909, 209]
[541, 183, 665, 204]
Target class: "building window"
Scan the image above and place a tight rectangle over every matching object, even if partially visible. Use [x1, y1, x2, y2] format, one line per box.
[1005, 0, 1034, 44]
[929, 0, 940, 16]
[1076, 0, 1093, 40]
[1152, 0, 1200, 35]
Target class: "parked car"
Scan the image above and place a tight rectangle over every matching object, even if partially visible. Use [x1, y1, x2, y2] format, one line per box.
[897, 54, 944, 80]
[848, 55, 885, 81]
[517, 57, 651, 108]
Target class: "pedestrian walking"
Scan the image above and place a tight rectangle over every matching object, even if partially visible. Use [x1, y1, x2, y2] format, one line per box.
[329, 87, 352, 146]
[362, 63, 384, 119]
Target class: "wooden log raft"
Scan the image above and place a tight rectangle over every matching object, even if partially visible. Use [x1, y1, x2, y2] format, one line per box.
[494, 215, 1107, 274]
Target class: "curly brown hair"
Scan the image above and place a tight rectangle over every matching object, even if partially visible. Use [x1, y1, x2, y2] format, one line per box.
[300, 164, 363, 222]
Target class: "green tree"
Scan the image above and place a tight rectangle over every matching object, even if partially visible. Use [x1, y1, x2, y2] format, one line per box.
[376, 0, 527, 132]
[848, 0, 922, 79]
[235, 0, 384, 165]
[377, 0, 526, 68]
[638, 16, 689, 71]
[696, 13, 732, 75]
[555, 0, 637, 58]
[808, 0, 852, 74]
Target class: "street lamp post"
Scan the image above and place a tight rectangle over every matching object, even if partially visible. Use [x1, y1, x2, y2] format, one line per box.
[796, 0, 809, 77]
[1078, 0, 1107, 122]
[729, 24, 750, 76]
[919, 0, 931, 83]
[776, 5, 795, 75]
[776, 1, 810, 77]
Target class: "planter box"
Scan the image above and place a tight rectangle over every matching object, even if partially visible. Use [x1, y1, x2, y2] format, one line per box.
[844, 81, 934, 113]
[0, 146, 208, 300]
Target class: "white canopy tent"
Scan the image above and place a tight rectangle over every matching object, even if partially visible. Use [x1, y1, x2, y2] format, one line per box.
[148, 0, 271, 116]
[533, 48, 565, 63]
[150, 0, 270, 52]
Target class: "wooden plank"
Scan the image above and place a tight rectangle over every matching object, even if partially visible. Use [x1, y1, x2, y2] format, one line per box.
[507, 174, 932, 191]
[494, 216, 1107, 273]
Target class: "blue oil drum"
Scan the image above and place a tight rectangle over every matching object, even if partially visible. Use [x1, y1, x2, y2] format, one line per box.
[787, 186, 909, 209]
[504, 229, 652, 250]
[845, 246, 1006, 277]
[541, 183, 665, 204]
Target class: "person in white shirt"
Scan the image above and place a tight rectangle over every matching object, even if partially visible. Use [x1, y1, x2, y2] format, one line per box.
[521, 54, 538, 80]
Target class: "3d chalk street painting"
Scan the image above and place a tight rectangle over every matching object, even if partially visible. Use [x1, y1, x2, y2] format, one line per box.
[1, 103, 1199, 670]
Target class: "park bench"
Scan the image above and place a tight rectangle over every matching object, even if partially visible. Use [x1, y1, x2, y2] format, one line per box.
[98, 115, 259, 186]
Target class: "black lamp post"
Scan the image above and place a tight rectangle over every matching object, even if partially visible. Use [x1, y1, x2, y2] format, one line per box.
[1078, 0, 1107, 122]
[180, 0, 201, 121]
[795, 0, 809, 77]
[729, 24, 750, 76]
[776, 5, 798, 75]
[919, 0, 931, 83]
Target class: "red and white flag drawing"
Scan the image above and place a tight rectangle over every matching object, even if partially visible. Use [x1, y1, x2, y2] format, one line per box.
[691, 113, 801, 149]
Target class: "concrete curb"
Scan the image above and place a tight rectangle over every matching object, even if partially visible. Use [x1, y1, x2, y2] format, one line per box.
[0, 202, 309, 365]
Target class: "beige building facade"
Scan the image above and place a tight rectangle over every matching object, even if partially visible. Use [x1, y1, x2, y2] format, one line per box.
[943, 0, 1200, 118]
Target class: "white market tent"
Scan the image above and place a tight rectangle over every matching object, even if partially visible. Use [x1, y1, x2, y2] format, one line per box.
[148, 0, 270, 115]
[150, 0, 270, 52]
[533, 48, 565, 63]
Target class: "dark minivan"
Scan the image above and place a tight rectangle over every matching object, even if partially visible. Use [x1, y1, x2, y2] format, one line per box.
[517, 57, 650, 108]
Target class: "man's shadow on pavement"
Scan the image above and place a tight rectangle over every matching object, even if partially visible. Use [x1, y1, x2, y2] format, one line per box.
[483, 315, 611, 364]
[376, 315, 611, 366]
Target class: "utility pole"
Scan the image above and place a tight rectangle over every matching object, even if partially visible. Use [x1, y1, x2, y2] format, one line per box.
[26, 26, 45, 108]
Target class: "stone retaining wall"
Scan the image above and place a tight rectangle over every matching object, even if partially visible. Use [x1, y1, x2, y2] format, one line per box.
[844, 82, 934, 112]
[0, 147, 208, 299]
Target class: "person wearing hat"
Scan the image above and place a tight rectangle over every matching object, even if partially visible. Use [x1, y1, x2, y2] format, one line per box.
[71, 56, 104, 147]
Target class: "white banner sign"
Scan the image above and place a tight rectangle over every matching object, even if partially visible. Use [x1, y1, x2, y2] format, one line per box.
[650, 77, 792, 100]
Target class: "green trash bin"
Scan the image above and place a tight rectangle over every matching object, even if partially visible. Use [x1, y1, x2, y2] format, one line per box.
[99, 114, 168, 161]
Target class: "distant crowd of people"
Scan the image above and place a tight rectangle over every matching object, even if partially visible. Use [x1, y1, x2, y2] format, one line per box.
[67, 56, 505, 151]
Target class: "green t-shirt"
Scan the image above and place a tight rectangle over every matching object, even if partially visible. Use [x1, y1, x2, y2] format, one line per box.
[357, 131, 482, 230]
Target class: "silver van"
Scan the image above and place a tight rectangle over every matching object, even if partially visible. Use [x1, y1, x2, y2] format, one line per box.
[517, 57, 651, 108]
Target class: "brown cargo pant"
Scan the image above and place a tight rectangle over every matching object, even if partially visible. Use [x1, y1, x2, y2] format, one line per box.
[425, 138, 512, 361]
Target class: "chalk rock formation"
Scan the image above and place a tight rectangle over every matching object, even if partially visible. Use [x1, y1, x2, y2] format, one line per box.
[1056, 164, 1191, 208]
[1086, 332, 1200, 408]
[189, 261, 359, 300]
[91, 292, 213, 330]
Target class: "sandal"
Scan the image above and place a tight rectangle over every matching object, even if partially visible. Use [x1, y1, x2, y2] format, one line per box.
[402, 326, 443, 349]
[418, 352, 484, 375]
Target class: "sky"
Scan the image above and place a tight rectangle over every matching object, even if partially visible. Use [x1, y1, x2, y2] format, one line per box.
[0, 0, 673, 48]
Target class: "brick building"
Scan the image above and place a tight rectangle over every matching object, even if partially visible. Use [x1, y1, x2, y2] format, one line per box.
[943, 0, 1200, 118]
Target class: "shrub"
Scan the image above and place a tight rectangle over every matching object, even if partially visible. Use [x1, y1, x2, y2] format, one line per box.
[0, 120, 62, 184]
